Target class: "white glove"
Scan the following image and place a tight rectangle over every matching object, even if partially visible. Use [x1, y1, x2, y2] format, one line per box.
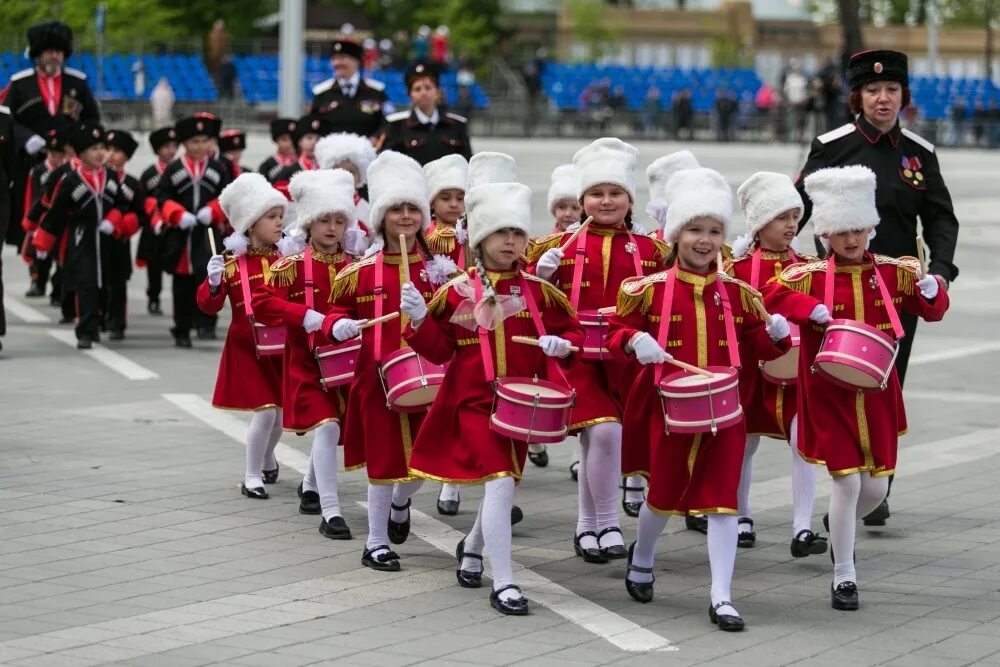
[400, 282, 427, 322]
[25, 134, 46, 155]
[765, 313, 791, 341]
[917, 274, 939, 300]
[630, 331, 671, 365]
[206, 254, 225, 287]
[196, 207, 214, 225]
[153, 221, 165, 236]
[332, 318, 363, 342]
[35, 249, 48, 260]
[98, 220, 115, 235]
[535, 247, 564, 280]
[809, 304, 833, 325]
[179, 212, 197, 230]
[538, 335, 572, 358]
[302, 309, 325, 333]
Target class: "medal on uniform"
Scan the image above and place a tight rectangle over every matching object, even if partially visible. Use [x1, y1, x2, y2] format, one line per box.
[510, 285, 524, 308]
[869, 275, 878, 290]
[625, 241, 637, 254]
[714, 291, 721, 306]
[419, 268, 429, 283]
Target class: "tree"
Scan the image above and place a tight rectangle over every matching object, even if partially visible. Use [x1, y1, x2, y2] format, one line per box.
[837, 0, 866, 59]
[566, 0, 622, 62]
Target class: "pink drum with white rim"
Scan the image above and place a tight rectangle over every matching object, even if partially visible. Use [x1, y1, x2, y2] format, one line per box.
[578, 310, 610, 360]
[314, 337, 361, 390]
[490, 377, 576, 444]
[380, 347, 448, 413]
[813, 319, 897, 391]
[253, 323, 286, 358]
[760, 322, 800, 385]
[657, 366, 743, 435]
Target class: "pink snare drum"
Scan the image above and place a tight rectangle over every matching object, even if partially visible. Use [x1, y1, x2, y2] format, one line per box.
[760, 323, 800, 385]
[813, 319, 897, 391]
[578, 310, 610, 360]
[380, 347, 448, 413]
[490, 377, 575, 444]
[657, 366, 743, 435]
[314, 338, 361, 390]
[252, 323, 286, 358]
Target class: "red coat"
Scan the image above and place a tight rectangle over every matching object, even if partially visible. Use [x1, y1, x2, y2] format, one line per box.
[325, 249, 439, 483]
[606, 267, 790, 515]
[405, 269, 584, 484]
[766, 254, 949, 477]
[252, 246, 351, 433]
[526, 223, 669, 431]
[196, 249, 284, 411]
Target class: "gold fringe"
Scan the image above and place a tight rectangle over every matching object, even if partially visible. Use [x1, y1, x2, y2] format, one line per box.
[261, 258, 272, 285]
[427, 230, 457, 255]
[617, 281, 653, 316]
[897, 265, 915, 295]
[740, 285, 758, 316]
[427, 281, 453, 316]
[266, 257, 297, 287]
[779, 272, 812, 295]
[331, 268, 359, 302]
[326, 264, 339, 303]
[539, 280, 575, 315]
[525, 232, 565, 263]
[652, 238, 671, 262]
[224, 258, 237, 280]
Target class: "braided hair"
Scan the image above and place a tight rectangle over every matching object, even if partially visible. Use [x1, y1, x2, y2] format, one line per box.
[474, 245, 496, 299]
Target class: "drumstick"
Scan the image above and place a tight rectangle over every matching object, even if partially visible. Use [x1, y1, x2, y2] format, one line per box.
[751, 298, 773, 326]
[207, 228, 218, 256]
[358, 311, 400, 330]
[915, 236, 927, 277]
[399, 233, 410, 283]
[596, 306, 616, 315]
[511, 335, 580, 354]
[559, 216, 593, 253]
[665, 357, 716, 379]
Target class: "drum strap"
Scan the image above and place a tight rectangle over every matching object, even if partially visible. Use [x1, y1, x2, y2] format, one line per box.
[304, 246, 317, 353]
[716, 277, 742, 369]
[568, 226, 644, 310]
[237, 255, 257, 324]
[824, 253, 904, 339]
[373, 251, 385, 363]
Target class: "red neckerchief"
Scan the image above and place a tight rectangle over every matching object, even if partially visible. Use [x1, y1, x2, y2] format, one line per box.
[183, 155, 207, 180]
[227, 157, 241, 177]
[276, 151, 296, 167]
[69, 156, 82, 170]
[36, 69, 62, 116]
[156, 159, 169, 175]
[77, 164, 105, 193]
[298, 154, 317, 171]
[45, 157, 61, 172]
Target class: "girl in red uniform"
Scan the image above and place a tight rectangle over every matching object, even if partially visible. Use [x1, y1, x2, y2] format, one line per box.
[252, 169, 358, 539]
[766, 165, 949, 610]
[527, 138, 669, 564]
[196, 173, 287, 499]
[314, 132, 376, 254]
[405, 181, 583, 614]
[324, 151, 453, 572]
[727, 171, 826, 556]
[548, 164, 581, 235]
[607, 167, 792, 632]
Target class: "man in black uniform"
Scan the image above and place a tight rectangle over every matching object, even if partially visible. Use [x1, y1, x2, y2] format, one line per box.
[137, 126, 177, 315]
[796, 49, 960, 525]
[257, 118, 297, 182]
[378, 62, 472, 165]
[0, 105, 23, 351]
[309, 39, 393, 138]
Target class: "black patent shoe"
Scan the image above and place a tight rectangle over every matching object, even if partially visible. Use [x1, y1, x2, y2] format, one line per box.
[597, 526, 628, 560]
[362, 545, 400, 572]
[24, 283, 44, 298]
[171, 328, 192, 348]
[319, 516, 352, 540]
[737, 518, 756, 548]
[569, 460, 579, 482]
[527, 446, 549, 467]
[686, 515, 708, 535]
[490, 584, 529, 616]
[831, 581, 859, 610]
[709, 601, 745, 632]
[388, 499, 411, 545]
[298, 482, 321, 515]
[862, 499, 890, 526]
[621, 478, 645, 518]
[241, 483, 269, 499]
[262, 465, 279, 484]
[437, 486, 460, 516]
[455, 538, 483, 589]
[147, 299, 163, 315]
[625, 542, 654, 603]
[790, 529, 828, 558]
[574, 531, 608, 564]
[511, 505, 524, 526]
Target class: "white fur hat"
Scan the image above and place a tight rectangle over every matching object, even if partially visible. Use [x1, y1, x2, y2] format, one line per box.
[805, 166, 879, 243]
[467, 152, 516, 189]
[466, 182, 532, 250]
[218, 172, 287, 236]
[366, 151, 431, 234]
[661, 168, 733, 243]
[314, 132, 377, 185]
[547, 164, 579, 215]
[573, 137, 639, 201]
[424, 154, 469, 202]
[645, 150, 700, 227]
[736, 172, 804, 239]
[289, 168, 356, 232]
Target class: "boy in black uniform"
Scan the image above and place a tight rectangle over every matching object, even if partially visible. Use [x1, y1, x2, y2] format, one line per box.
[271, 115, 331, 197]
[155, 115, 231, 348]
[104, 129, 144, 340]
[137, 126, 177, 315]
[32, 121, 127, 349]
[258, 118, 297, 182]
[218, 129, 252, 177]
[22, 120, 71, 300]
[378, 62, 472, 165]
[309, 38, 393, 138]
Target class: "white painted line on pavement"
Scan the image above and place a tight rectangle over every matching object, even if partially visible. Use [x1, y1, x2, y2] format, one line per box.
[909, 341, 1000, 367]
[5, 296, 51, 323]
[906, 390, 1000, 404]
[48, 328, 160, 381]
[164, 392, 676, 653]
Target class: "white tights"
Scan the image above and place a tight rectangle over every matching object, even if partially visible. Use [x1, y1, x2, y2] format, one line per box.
[245, 408, 282, 487]
[462, 477, 520, 601]
[576, 422, 624, 549]
[311, 422, 342, 521]
[828, 473, 889, 586]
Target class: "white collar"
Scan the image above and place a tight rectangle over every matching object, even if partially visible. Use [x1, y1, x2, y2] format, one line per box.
[338, 72, 361, 91]
[414, 107, 440, 126]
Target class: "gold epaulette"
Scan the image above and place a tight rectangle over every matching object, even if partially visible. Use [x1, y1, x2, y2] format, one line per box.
[617, 271, 667, 316]
[778, 259, 826, 294]
[265, 253, 301, 287]
[223, 256, 238, 280]
[426, 228, 458, 255]
[651, 238, 672, 262]
[522, 272, 575, 315]
[721, 243, 734, 261]
[428, 272, 469, 316]
[719, 273, 763, 315]
[331, 254, 376, 301]
[875, 254, 920, 295]
[525, 232, 567, 263]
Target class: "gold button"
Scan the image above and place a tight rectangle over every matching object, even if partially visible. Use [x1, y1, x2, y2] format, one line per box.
[903, 169, 913, 178]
